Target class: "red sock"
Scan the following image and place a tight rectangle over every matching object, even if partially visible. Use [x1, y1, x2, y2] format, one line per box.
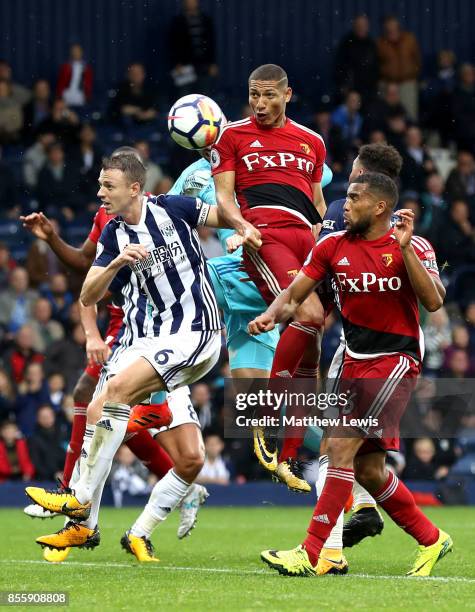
[374, 471, 439, 546]
[270, 322, 320, 378]
[62, 403, 87, 486]
[278, 360, 318, 462]
[126, 430, 174, 479]
[303, 467, 354, 566]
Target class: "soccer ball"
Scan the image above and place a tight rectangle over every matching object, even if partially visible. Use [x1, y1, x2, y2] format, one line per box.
[168, 94, 223, 150]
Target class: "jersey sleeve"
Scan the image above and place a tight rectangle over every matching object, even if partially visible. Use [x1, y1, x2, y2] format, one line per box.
[159, 194, 210, 227]
[88, 210, 103, 244]
[411, 236, 440, 278]
[301, 235, 334, 281]
[311, 136, 327, 183]
[319, 199, 345, 240]
[210, 129, 236, 175]
[92, 222, 119, 268]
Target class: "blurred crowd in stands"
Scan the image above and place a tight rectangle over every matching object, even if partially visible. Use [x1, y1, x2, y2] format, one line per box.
[0, 4, 474, 495]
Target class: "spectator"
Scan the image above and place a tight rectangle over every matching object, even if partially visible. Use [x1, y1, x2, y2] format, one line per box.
[384, 110, 408, 152]
[23, 131, 56, 190]
[47, 372, 66, 413]
[436, 200, 475, 270]
[44, 323, 85, 390]
[0, 368, 15, 422]
[35, 98, 80, 147]
[421, 173, 447, 213]
[109, 63, 157, 126]
[27, 405, 66, 480]
[308, 107, 346, 167]
[196, 432, 230, 485]
[0, 243, 16, 290]
[0, 421, 35, 482]
[403, 438, 441, 480]
[29, 297, 64, 353]
[14, 362, 49, 436]
[0, 147, 20, 214]
[443, 348, 472, 378]
[70, 123, 103, 204]
[330, 91, 363, 148]
[197, 226, 223, 259]
[0, 78, 23, 144]
[452, 63, 475, 154]
[0, 59, 31, 105]
[111, 444, 153, 507]
[400, 126, 436, 192]
[464, 302, 475, 354]
[169, 0, 218, 93]
[0, 267, 39, 334]
[400, 196, 433, 237]
[56, 43, 93, 107]
[134, 140, 164, 193]
[364, 82, 407, 136]
[36, 142, 81, 214]
[445, 150, 475, 204]
[377, 16, 421, 119]
[41, 272, 74, 325]
[22, 79, 52, 142]
[334, 14, 379, 109]
[422, 50, 457, 144]
[423, 308, 451, 377]
[191, 383, 214, 429]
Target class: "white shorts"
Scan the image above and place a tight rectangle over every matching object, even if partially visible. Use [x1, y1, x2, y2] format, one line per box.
[149, 386, 200, 435]
[103, 330, 221, 392]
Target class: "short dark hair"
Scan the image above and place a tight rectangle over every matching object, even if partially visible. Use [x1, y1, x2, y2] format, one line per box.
[102, 154, 146, 190]
[111, 145, 145, 166]
[358, 144, 402, 179]
[353, 172, 399, 209]
[249, 64, 288, 87]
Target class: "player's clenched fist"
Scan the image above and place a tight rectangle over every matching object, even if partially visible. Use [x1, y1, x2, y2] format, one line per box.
[240, 223, 262, 253]
[112, 243, 149, 268]
[248, 312, 276, 336]
[393, 208, 415, 249]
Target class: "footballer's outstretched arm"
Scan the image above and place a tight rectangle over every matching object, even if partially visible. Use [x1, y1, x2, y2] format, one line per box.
[20, 212, 96, 272]
[214, 171, 262, 251]
[248, 272, 318, 335]
[81, 244, 148, 306]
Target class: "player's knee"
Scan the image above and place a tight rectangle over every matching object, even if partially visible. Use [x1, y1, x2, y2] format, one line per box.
[355, 463, 387, 492]
[175, 448, 205, 479]
[295, 298, 324, 327]
[73, 374, 95, 405]
[327, 437, 358, 467]
[105, 376, 134, 405]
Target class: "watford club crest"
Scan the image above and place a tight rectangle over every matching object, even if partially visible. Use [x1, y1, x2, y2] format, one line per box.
[300, 143, 311, 154]
[381, 253, 393, 267]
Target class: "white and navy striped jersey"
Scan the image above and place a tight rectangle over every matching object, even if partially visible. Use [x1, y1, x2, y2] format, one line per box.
[93, 194, 222, 340]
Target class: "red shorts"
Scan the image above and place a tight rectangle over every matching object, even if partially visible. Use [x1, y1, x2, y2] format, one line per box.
[85, 308, 124, 380]
[339, 353, 420, 454]
[243, 226, 316, 305]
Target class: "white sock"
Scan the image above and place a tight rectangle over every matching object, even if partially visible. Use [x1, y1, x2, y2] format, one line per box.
[352, 480, 377, 510]
[317, 455, 343, 551]
[84, 480, 106, 529]
[74, 403, 130, 504]
[78, 424, 95, 478]
[130, 470, 191, 538]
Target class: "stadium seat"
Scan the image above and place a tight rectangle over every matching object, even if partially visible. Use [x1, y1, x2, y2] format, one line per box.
[449, 453, 475, 476]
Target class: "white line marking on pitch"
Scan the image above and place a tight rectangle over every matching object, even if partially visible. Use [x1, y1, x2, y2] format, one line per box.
[1, 560, 474, 583]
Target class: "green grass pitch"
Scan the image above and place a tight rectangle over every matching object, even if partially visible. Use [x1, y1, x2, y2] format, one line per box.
[2, 506, 474, 611]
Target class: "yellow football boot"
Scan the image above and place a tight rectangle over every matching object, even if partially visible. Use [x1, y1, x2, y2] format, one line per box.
[316, 548, 349, 575]
[120, 531, 159, 562]
[25, 486, 91, 521]
[261, 545, 317, 577]
[253, 427, 278, 473]
[43, 547, 71, 563]
[407, 529, 453, 577]
[36, 522, 100, 551]
[274, 460, 311, 493]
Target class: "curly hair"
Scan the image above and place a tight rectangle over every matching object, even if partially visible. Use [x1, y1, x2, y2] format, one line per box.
[358, 144, 403, 179]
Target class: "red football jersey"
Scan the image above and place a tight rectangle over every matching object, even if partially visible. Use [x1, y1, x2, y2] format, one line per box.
[88, 205, 116, 245]
[302, 230, 440, 361]
[211, 116, 326, 229]
[87, 205, 122, 316]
